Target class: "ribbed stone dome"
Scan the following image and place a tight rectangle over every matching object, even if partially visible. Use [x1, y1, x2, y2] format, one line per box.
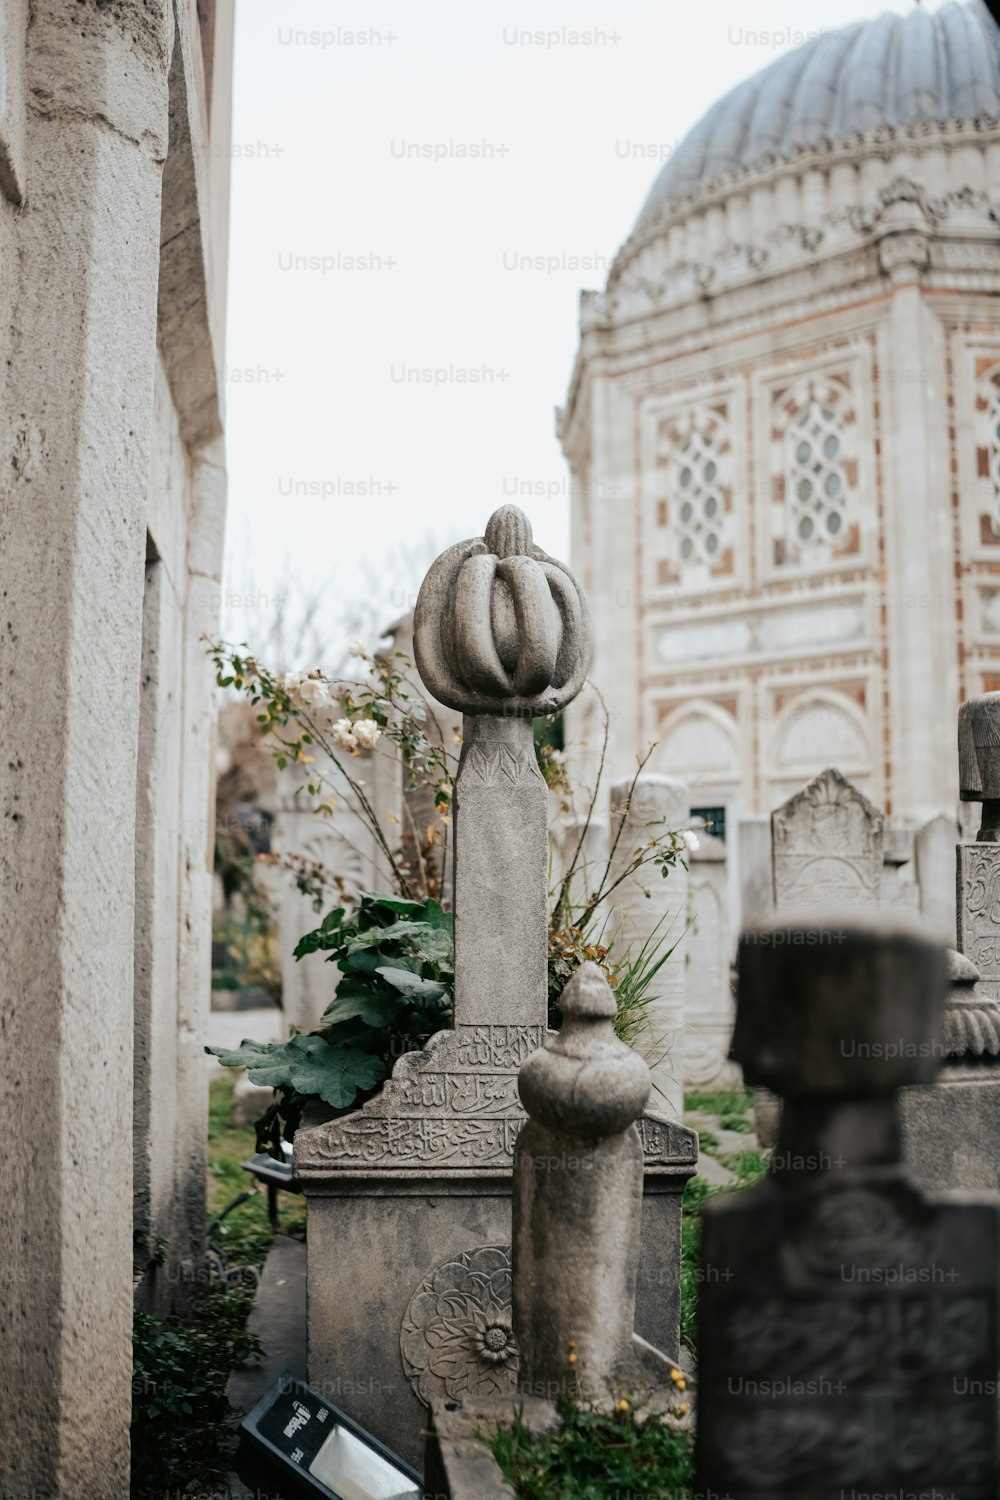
[637, 0, 1000, 227]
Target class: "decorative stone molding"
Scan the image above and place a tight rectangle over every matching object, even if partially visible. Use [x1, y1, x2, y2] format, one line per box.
[400, 1245, 518, 1404]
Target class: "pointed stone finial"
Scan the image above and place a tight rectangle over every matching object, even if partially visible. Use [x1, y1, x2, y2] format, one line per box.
[518, 962, 651, 1137]
[413, 505, 592, 716]
[959, 692, 1000, 840]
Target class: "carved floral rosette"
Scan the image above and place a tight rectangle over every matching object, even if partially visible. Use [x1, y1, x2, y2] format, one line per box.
[400, 1245, 519, 1404]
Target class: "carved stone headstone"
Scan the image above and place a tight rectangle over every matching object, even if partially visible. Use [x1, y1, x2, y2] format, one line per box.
[697, 915, 1000, 1499]
[771, 766, 883, 909]
[958, 693, 1000, 1001]
[900, 692, 1000, 1192]
[295, 508, 695, 1470]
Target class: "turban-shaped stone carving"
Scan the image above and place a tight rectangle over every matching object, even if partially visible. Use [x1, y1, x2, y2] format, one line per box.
[414, 504, 592, 716]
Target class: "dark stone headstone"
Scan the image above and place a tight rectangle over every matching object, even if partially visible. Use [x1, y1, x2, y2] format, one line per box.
[695, 915, 1000, 1500]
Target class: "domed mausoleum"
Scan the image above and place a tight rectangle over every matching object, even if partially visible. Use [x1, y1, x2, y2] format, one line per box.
[560, 0, 1000, 826]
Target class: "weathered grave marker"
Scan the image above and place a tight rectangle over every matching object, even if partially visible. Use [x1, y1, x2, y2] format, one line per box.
[900, 691, 1000, 1191]
[697, 914, 1000, 1499]
[958, 692, 1000, 1001]
[295, 507, 695, 1470]
[771, 765, 883, 909]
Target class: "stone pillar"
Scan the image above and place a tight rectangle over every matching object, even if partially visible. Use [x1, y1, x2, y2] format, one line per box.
[697, 915, 1000, 1497]
[879, 263, 958, 822]
[514, 963, 674, 1400]
[0, 5, 172, 1495]
[609, 774, 689, 1117]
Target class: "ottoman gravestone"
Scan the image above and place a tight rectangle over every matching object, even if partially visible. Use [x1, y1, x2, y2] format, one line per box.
[900, 690, 1000, 1191]
[771, 765, 883, 910]
[696, 914, 1000, 1500]
[294, 506, 696, 1471]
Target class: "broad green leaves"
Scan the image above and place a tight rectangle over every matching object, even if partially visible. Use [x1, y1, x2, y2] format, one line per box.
[206, 1033, 386, 1108]
[208, 891, 455, 1145]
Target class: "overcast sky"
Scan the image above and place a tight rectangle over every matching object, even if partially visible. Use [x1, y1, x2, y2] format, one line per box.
[222, 0, 938, 662]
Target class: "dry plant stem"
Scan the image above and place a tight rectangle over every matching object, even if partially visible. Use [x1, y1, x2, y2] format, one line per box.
[575, 743, 659, 933]
[401, 793, 432, 899]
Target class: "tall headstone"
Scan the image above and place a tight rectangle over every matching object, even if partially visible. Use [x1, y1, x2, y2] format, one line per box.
[771, 766, 883, 909]
[294, 508, 695, 1471]
[914, 810, 960, 944]
[685, 833, 739, 1090]
[609, 774, 689, 1116]
[900, 692, 1000, 1191]
[697, 915, 1000, 1500]
[957, 693, 1000, 1001]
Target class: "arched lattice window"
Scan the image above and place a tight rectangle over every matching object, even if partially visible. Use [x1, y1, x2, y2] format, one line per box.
[974, 362, 1000, 545]
[654, 405, 734, 585]
[770, 375, 858, 570]
[786, 399, 849, 549]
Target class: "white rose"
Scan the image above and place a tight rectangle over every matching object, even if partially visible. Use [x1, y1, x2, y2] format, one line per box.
[352, 718, 382, 750]
[349, 639, 368, 659]
[298, 679, 331, 711]
[281, 671, 304, 695]
[332, 717, 358, 751]
[681, 829, 700, 853]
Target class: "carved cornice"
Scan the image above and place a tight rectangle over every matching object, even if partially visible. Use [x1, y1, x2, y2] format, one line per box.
[601, 173, 1000, 326]
[613, 115, 1000, 281]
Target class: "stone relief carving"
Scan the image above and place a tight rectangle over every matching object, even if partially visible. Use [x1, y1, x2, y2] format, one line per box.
[400, 1245, 518, 1404]
[771, 766, 883, 909]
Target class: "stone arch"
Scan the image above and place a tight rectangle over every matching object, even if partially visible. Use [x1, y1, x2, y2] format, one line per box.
[651, 700, 741, 793]
[767, 689, 871, 791]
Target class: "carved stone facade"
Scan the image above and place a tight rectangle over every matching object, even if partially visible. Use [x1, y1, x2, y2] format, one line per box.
[559, 3, 1000, 833]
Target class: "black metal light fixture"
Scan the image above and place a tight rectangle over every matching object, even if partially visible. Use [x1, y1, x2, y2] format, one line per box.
[236, 1369, 423, 1500]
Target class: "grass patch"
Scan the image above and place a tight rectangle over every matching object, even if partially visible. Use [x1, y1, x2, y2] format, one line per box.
[207, 1073, 306, 1265]
[680, 1145, 771, 1357]
[719, 1148, 770, 1188]
[489, 1394, 692, 1499]
[719, 1113, 754, 1133]
[684, 1087, 753, 1118]
[696, 1129, 720, 1155]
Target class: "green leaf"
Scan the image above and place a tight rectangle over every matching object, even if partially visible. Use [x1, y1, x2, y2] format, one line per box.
[359, 893, 428, 918]
[205, 1039, 288, 1076]
[322, 984, 404, 1027]
[285, 1037, 386, 1107]
[375, 966, 448, 1001]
